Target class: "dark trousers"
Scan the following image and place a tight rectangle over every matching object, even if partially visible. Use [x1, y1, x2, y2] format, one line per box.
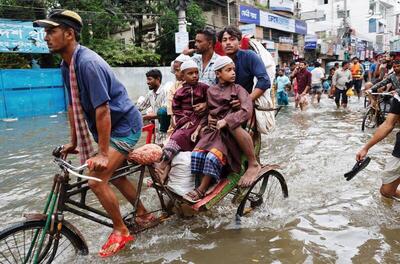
[352, 79, 363, 96]
[335, 89, 348, 105]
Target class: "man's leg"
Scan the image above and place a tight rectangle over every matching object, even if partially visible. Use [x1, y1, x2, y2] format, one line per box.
[334, 89, 341, 108]
[111, 176, 151, 218]
[88, 147, 129, 236]
[342, 90, 348, 108]
[316, 89, 322, 103]
[231, 127, 261, 187]
[380, 177, 400, 199]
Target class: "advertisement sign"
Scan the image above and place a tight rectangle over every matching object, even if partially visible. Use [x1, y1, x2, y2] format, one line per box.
[0, 19, 49, 53]
[269, 0, 295, 14]
[260, 10, 295, 33]
[239, 23, 256, 37]
[304, 34, 317, 50]
[295, 20, 307, 35]
[239, 5, 260, 25]
[175, 31, 189, 53]
[262, 40, 275, 50]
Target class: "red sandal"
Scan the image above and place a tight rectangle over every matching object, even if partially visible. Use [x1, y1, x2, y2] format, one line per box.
[98, 232, 134, 258]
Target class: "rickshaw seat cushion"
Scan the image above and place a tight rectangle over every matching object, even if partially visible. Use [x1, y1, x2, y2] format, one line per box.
[128, 143, 162, 165]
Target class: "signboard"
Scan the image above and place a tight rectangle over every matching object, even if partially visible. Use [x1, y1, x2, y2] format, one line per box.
[239, 5, 307, 34]
[269, 0, 295, 14]
[279, 36, 293, 44]
[262, 40, 275, 50]
[175, 31, 189, 53]
[260, 10, 295, 33]
[0, 19, 49, 54]
[239, 23, 256, 37]
[304, 34, 317, 50]
[239, 5, 260, 25]
[295, 20, 307, 35]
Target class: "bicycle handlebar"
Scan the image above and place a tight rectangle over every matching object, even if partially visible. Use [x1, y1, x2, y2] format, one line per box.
[52, 145, 102, 182]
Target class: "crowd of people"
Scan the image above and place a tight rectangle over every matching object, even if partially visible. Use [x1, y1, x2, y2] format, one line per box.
[272, 53, 398, 110]
[33, 8, 400, 259]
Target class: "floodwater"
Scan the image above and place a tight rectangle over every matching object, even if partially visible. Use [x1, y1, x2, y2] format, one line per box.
[1, 96, 400, 264]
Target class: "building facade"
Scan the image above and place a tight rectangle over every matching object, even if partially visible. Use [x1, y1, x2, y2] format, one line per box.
[300, 0, 400, 58]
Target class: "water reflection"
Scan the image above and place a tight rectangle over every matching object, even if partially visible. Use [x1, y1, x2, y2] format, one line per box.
[1, 97, 400, 263]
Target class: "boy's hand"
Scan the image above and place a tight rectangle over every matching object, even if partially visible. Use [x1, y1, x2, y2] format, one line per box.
[87, 153, 109, 171]
[191, 129, 199, 142]
[193, 102, 207, 113]
[230, 99, 241, 110]
[216, 119, 227, 130]
[208, 115, 217, 130]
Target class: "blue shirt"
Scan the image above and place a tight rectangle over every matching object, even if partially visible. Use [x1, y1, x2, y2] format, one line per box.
[275, 75, 290, 92]
[61, 45, 142, 142]
[233, 49, 270, 93]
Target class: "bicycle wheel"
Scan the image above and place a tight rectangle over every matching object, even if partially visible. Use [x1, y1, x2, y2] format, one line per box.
[236, 170, 288, 217]
[0, 220, 88, 264]
[361, 108, 377, 131]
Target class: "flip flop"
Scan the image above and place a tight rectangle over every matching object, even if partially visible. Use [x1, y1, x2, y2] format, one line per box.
[98, 232, 134, 258]
[344, 156, 371, 181]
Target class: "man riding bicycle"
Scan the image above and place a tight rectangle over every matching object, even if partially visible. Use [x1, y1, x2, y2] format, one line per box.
[356, 60, 400, 199]
[34, 10, 153, 257]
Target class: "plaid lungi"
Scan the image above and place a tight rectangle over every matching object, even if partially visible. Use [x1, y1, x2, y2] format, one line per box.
[191, 149, 224, 181]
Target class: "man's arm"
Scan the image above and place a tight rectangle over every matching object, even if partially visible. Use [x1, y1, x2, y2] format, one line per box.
[370, 75, 392, 93]
[87, 103, 111, 171]
[357, 113, 399, 160]
[61, 105, 78, 156]
[250, 52, 271, 101]
[302, 72, 312, 95]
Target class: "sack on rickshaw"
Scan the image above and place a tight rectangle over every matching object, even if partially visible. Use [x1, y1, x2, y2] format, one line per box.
[248, 39, 276, 134]
[167, 151, 195, 196]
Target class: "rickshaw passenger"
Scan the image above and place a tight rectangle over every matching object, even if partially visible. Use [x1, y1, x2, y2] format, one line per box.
[218, 26, 271, 187]
[184, 56, 253, 202]
[155, 60, 208, 183]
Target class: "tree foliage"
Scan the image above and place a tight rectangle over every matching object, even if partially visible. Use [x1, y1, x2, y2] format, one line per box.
[86, 38, 160, 66]
[0, 0, 206, 67]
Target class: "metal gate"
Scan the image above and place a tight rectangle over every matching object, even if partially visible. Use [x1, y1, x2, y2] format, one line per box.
[0, 69, 66, 119]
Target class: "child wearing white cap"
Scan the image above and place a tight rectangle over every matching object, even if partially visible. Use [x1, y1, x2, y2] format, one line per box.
[184, 56, 253, 202]
[155, 59, 209, 183]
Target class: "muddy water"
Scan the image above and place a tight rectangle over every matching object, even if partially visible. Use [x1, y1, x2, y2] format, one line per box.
[1, 97, 400, 263]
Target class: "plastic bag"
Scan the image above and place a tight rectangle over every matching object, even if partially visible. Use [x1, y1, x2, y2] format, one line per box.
[346, 88, 354, 97]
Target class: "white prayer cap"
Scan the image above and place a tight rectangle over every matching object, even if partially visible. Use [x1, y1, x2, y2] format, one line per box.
[213, 56, 234, 71]
[175, 54, 191, 63]
[180, 59, 199, 72]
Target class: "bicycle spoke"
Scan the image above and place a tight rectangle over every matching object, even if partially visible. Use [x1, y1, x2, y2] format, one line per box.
[0, 251, 13, 264]
[4, 240, 18, 264]
[12, 234, 23, 263]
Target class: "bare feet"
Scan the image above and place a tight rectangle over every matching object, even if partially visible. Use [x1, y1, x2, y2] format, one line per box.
[238, 162, 261, 187]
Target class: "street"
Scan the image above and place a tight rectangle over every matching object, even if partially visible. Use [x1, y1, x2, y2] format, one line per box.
[1, 95, 399, 263]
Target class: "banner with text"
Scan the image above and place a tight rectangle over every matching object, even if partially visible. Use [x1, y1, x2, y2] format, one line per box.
[0, 19, 49, 53]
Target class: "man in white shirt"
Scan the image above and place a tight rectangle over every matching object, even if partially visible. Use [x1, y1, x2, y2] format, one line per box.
[137, 69, 169, 145]
[310, 61, 325, 104]
[332, 61, 352, 109]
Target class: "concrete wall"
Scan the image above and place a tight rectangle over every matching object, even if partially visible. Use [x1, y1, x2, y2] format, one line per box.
[112, 66, 175, 103]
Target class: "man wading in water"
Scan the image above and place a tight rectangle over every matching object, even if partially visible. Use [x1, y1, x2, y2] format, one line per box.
[356, 60, 400, 199]
[34, 10, 154, 257]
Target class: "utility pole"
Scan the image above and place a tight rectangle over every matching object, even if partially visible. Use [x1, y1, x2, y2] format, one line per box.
[227, 0, 231, 25]
[178, 0, 188, 33]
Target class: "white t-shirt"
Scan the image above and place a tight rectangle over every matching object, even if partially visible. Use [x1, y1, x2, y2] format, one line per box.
[311, 67, 325, 85]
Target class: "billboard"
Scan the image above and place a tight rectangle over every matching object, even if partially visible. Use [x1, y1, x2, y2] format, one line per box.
[239, 5, 260, 25]
[269, 0, 295, 14]
[0, 19, 49, 54]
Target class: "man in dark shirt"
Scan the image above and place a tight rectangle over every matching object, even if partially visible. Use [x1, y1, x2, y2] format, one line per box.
[356, 60, 400, 200]
[34, 10, 151, 257]
[217, 26, 271, 187]
[291, 60, 311, 110]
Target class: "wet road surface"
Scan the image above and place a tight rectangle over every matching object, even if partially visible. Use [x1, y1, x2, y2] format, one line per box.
[1, 96, 400, 263]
